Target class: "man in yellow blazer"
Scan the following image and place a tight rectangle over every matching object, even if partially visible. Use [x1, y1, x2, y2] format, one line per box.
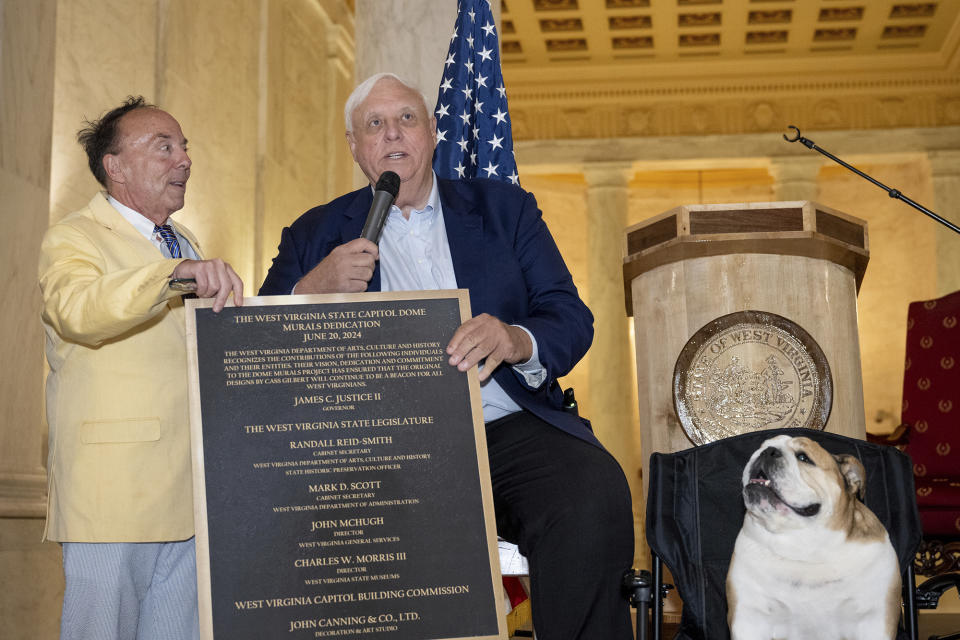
[39, 97, 244, 640]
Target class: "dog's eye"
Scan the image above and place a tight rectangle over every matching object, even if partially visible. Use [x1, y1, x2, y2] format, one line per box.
[795, 451, 814, 465]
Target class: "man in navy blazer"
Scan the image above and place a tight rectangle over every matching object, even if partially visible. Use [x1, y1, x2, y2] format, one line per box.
[260, 73, 634, 639]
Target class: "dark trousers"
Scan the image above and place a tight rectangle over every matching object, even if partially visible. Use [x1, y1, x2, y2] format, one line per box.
[486, 411, 635, 640]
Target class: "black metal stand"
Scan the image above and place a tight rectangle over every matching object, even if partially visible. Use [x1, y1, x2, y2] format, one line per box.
[652, 557, 664, 640]
[783, 125, 960, 236]
[622, 569, 652, 640]
[623, 560, 674, 640]
[904, 562, 919, 640]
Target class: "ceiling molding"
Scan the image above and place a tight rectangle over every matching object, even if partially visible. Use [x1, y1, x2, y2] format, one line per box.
[510, 94, 960, 141]
[514, 126, 960, 172]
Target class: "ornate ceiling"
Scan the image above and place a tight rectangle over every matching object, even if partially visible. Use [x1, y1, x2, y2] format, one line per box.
[494, 0, 960, 140]
[500, 0, 955, 65]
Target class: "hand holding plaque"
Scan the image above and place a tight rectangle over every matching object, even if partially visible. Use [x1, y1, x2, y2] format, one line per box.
[446, 314, 533, 382]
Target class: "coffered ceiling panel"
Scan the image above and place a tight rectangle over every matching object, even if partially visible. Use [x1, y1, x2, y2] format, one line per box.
[499, 0, 958, 69]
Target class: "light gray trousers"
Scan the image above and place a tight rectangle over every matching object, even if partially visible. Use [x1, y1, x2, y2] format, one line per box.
[60, 538, 199, 640]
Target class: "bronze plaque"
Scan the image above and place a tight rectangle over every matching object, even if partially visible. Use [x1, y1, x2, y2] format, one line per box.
[186, 291, 507, 640]
[673, 310, 832, 446]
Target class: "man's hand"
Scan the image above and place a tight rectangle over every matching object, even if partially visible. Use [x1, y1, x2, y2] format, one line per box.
[446, 313, 533, 382]
[295, 238, 378, 294]
[171, 259, 244, 312]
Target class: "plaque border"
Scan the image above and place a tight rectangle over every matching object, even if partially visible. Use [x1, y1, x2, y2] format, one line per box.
[186, 290, 508, 640]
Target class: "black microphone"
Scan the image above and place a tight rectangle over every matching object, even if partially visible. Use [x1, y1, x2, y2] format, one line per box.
[360, 171, 401, 243]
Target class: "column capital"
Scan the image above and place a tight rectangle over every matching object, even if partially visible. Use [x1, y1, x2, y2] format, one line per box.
[768, 154, 822, 201]
[582, 161, 634, 189]
[927, 149, 960, 177]
[767, 154, 823, 179]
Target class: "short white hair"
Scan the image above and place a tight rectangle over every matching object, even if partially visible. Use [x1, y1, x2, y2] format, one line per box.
[343, 72, 431, 133]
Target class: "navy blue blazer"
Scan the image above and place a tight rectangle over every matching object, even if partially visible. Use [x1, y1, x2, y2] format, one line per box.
[260, 178, 599, 447]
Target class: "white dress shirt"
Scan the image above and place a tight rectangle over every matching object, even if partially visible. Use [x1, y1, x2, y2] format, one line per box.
[107, 195, 199, 260]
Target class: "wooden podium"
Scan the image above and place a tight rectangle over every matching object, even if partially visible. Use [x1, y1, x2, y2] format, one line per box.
[622, 201, 870, 494]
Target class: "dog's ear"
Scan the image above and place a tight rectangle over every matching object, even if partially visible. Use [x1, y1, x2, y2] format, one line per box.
[834, 454, 866, 501]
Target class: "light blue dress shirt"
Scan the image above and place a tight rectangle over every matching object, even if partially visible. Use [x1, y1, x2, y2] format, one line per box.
[378, 175, 546, 422]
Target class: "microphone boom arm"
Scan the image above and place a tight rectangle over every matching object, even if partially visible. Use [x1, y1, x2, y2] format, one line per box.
[783, 125, 960, 236]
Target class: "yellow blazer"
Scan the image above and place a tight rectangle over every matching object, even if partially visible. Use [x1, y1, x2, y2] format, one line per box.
[39, 192, 202, 542]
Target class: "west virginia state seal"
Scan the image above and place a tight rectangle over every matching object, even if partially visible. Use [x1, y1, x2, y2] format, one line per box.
[673, 310, 832, 446]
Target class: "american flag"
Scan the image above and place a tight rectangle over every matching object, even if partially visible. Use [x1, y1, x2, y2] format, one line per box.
[432, 0, 519, 186]
[432, 0, 530, 623]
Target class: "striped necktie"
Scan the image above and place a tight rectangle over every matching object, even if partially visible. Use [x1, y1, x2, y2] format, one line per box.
[154, 224, 182, 259]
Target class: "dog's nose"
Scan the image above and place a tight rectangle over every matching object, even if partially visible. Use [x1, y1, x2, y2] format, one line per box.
[759, 446, 782, 461]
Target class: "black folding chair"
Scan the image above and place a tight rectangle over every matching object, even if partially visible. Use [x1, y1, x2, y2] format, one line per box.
[627, 427, 923, 640]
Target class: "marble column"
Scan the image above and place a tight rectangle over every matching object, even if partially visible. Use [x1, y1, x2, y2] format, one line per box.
[768, 155, 822, 202]
[0, 0, 57, 519]
[583, 163, 643, 558]
[49, 0, 162, 222]
[0, 2, 66, 638]
[353, 1, 499, 186]
[354, 1, 459, 108]
[927, 150, 960, 295]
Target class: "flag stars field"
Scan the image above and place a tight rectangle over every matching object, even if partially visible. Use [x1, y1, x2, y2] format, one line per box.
[432, 0, 519, 189]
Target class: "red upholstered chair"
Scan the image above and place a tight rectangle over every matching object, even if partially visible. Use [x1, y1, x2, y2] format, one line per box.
[898, 290, 960, 576]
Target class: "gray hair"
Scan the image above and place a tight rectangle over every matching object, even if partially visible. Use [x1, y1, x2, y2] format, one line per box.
[343, 72, 431, 133]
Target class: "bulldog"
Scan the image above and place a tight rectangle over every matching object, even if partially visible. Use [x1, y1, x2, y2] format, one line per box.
[726, 435, 901, 640]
